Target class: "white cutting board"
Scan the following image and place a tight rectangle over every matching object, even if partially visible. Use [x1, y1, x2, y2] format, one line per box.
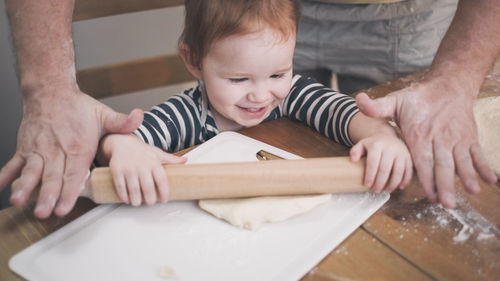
[9, 131, 389, 281]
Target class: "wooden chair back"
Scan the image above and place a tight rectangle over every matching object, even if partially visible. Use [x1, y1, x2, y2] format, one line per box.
[73, 0, 193, 99]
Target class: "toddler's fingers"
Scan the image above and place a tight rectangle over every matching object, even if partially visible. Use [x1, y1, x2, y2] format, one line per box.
[372, 152, 394, 192]
[111, 167, 129, 204]
[158, 150, 188, 164]
[385, 157, 405, 193]
[139, 170, 157, 206]
[350, 143, 366, 162]
[153, 165, 169, 203]
[399, 158, 414, 189]
[125, 174, 142, 207]
[364, 148, 382, 188]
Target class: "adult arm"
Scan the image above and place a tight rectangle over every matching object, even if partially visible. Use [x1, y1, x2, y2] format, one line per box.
[356, 0, 500, 208]
[0, 0, 143, 218]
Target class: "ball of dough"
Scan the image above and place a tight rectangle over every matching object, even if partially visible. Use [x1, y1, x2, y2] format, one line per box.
[473, 96, 500, 176]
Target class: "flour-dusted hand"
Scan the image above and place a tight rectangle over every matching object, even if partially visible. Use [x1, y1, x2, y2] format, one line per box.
[356, 80, 498, 208]
[350, 132, 413, 193]
[353, 0, 500, 208]
[2, 0, 144, 218]
[0, 90, 143, 218]
[97, 134, 187, 206]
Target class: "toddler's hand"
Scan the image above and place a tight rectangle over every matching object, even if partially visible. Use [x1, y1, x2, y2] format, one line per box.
[105, 135, 187, 206]
[350, 133, 413, 193]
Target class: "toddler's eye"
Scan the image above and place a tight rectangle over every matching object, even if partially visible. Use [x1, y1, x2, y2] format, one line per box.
[229, 77, 248, 83]
[270, 73, 285, 79]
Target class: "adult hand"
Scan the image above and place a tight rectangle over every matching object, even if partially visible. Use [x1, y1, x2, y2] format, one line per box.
[355, 77, 497, 208]
[0, 86, 143, 218]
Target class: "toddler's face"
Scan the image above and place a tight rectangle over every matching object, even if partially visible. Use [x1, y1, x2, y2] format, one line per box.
[199, 28, 295, 131]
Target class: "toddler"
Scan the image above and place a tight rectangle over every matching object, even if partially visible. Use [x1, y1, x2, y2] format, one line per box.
[97, 0, 413, 206]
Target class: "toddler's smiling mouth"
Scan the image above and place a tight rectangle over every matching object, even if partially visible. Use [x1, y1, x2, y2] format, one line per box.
[237, 105, 268, 116]
[246, 107, 264, 112]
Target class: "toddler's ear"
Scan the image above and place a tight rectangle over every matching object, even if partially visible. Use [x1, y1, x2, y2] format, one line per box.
[179, 44, 202, 79]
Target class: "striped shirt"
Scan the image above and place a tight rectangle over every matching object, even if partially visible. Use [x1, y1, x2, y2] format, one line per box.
[134, 75, 359, 152]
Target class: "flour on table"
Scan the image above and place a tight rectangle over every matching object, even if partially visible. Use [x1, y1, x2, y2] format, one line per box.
[199, 194, 331, 230]
[473, 96, 500, 176]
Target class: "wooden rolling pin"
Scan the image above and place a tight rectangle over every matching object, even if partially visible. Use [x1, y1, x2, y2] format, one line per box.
[81, 157, 367, 203]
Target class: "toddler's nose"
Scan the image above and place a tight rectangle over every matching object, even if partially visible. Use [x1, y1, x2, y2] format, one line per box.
[247, 85, 271, 103]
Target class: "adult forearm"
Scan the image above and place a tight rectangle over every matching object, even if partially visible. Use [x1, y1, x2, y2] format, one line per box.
[429, 0, 500, 93]
[6, 0, 77, 96]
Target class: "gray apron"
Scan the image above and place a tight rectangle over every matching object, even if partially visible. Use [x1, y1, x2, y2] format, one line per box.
[294, 0, 458, 92]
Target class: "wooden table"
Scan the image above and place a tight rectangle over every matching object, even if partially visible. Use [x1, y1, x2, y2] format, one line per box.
[1, 60, 499, 280]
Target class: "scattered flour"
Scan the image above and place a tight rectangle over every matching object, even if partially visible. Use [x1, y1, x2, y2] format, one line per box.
[335, 245, 349, 256]
[416, 199, 499, 243]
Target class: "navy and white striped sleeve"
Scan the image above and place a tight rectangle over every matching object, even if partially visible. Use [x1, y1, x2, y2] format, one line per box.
[282, 75, 359, 147]
[133, 89, 203, 153]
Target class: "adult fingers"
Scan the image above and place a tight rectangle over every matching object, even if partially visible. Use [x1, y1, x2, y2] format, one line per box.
[35, 151, 65, 219]
[355, 92, 398, 119]
[470, 143, 497, 184]
[153, 165, 169, 203]
[10, 154, 43, 206]
[54, 155, 93, 216]
[453, 143, 480, 195]
[410, 141, 437, 203]
[102, 108, 144, 135]
[0, 154, 25, 192]
[433, 141, 456, 208]
[371, 152, 394, 192]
